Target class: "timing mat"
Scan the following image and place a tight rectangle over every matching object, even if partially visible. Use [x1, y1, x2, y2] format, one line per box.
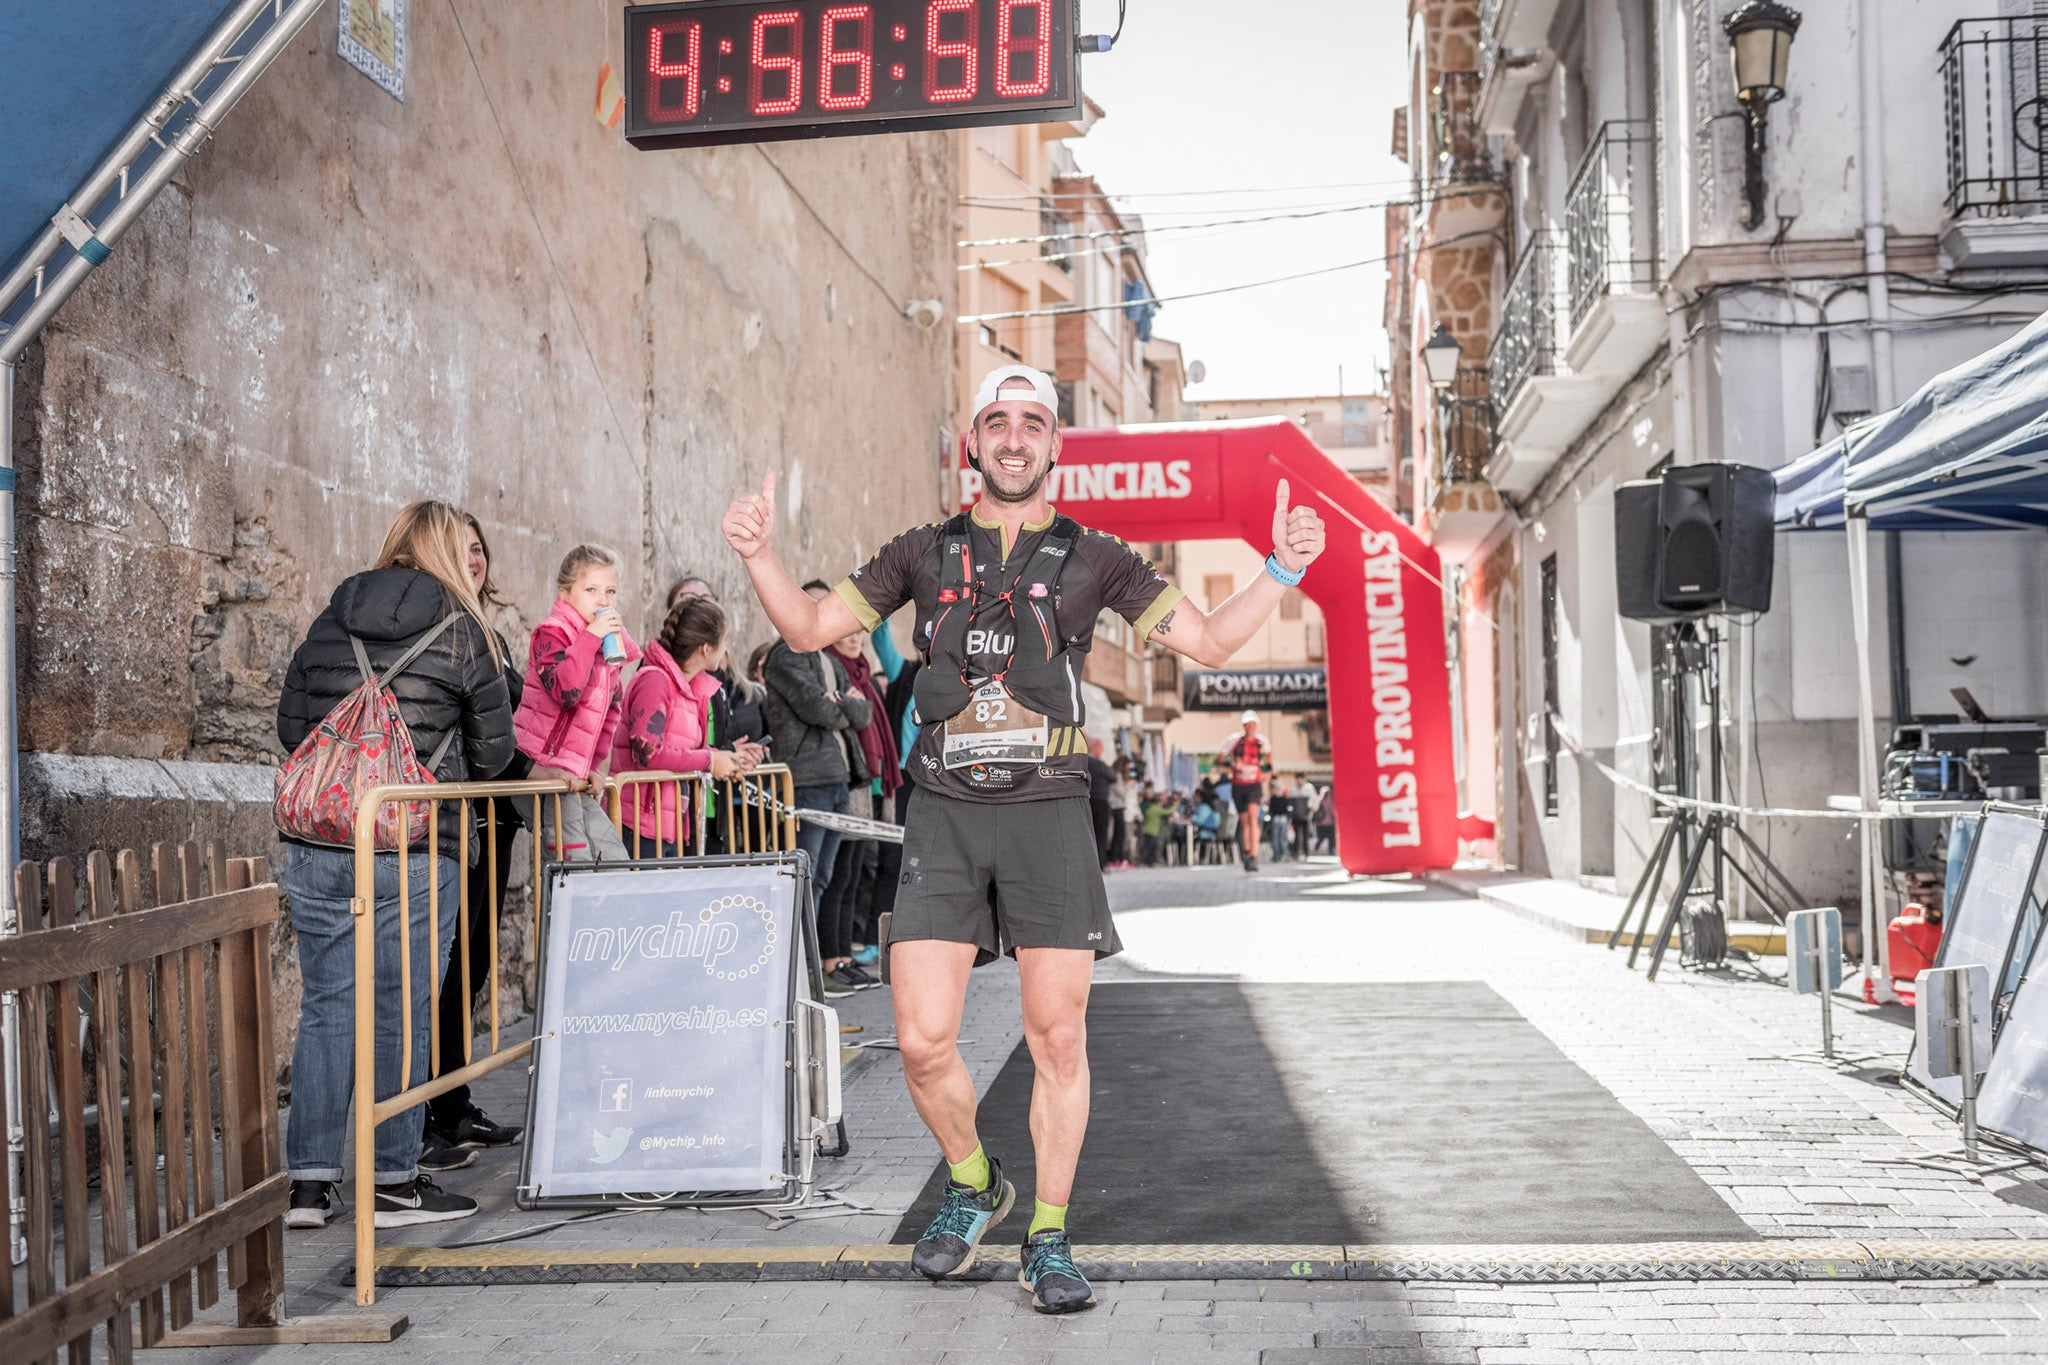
[894, 980, 1753, 1246]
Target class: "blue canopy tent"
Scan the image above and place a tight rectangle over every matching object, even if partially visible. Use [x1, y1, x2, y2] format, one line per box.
[1772, 310, 2048, 996]
[0, 0, 326, 1271]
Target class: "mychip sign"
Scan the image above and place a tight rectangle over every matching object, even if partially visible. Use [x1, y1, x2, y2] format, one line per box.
[1181, 667, 1328, 713]
[522, 859, 802, 1205]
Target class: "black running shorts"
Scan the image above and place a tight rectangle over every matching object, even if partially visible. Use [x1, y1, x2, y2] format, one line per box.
[1231, 782, 1264, 811]
[890, 786, 1121, 966]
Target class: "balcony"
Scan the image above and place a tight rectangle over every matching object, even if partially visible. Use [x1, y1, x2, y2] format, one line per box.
[1427, 368, 1506, 560]
[1040, 200, 1074, 273]
[1474, 0, 1560, 135]
[1425, 71, 1505, 236]
[1562, 121, 1663, 380]
[1486, 230, 1605, 496]
[1941, 17, 2048, 267]
[1433, 72, 1494, 187]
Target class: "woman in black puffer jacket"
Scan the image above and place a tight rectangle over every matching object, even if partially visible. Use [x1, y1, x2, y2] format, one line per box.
[275, 500, 513, 1232]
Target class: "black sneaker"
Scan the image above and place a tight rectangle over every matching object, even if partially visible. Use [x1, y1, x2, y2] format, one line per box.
[829, 963, 879, 992]
[911, 1158, 1015, 1279]
[821, 970, 858, 999]
[419, 1129, 477, 1172]
[285, 1179, 342, 1229]
[1019, 1228, 1097, 1314]
[442, 1107, 524, 1149]
[372, 1175, 478, 1228]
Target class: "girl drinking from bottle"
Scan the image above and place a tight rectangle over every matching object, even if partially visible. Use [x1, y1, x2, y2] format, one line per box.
[513, 543, 639, 862]
[613, 595, 763, 857]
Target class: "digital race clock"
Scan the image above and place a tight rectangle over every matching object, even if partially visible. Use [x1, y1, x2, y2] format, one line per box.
[624, 0, 1083, 149]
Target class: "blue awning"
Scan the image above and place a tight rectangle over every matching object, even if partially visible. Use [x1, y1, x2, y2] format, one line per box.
[1, 2, 251, 326]
[1774, 311, 2048, 531]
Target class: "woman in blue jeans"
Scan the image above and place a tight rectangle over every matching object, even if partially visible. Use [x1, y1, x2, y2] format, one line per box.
[275, 501, 515, 1230]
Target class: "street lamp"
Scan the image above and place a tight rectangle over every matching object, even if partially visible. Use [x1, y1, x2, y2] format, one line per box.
[1421, 322, 1463, 389]
[1722, 0, 1801, 232]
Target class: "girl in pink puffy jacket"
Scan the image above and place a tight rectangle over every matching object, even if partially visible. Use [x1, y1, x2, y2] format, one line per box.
[513, 544, 641, 862]
[612, 595, 762, 857]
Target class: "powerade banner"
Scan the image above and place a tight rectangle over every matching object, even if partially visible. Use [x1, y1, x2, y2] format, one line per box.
[957, 419, 1457, 872]
[523, 861, 799, 1201]
[1183, 667, 1327, 712]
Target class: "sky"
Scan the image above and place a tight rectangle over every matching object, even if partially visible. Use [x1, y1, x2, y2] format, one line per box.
[1066, 0, 1411, 401]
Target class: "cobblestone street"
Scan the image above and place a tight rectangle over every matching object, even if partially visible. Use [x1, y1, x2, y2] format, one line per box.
[156, 862, 2048, 1362]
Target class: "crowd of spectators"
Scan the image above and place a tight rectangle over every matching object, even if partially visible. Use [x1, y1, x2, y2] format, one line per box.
[1084, 760, 1337, 870]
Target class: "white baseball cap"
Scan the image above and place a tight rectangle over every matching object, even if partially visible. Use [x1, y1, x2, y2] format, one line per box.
[1240, 710, 1259, 724]
[972, 364, 1059, 424]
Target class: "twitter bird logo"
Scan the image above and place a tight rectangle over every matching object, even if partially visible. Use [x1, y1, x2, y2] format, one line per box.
[591, 1126, 633, 1164]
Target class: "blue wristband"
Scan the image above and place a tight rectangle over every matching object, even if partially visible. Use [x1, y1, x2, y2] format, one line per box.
[1265, 553, 1306, 587]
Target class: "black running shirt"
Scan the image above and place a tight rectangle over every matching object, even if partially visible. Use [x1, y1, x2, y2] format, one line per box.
[834, 508, 1182, 803]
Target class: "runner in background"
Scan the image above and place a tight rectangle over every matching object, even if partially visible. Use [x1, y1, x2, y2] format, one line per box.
[1217, 711, 1274, 871]
[721, 364, 1324, 1313]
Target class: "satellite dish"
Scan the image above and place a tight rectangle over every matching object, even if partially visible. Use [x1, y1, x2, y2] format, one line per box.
[1188, 360, 1207, 385]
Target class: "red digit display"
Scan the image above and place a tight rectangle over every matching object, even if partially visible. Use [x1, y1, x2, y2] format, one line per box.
[625, 0, 1080, 150]
[749, 9, 804, 116]
[645, 19, 702, 123]
[993, 0, 1051, 98]
[924, 0, 979, 104]
[819, 5, 874, 111]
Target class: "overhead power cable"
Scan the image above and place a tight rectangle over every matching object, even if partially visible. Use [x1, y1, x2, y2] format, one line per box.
[957, 185, 1497, 251]
[956, 229, 1501, 323]
[956, 177, 1423, 203]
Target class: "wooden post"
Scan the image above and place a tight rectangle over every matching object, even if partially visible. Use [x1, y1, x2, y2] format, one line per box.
[221, 858, 282, 1328]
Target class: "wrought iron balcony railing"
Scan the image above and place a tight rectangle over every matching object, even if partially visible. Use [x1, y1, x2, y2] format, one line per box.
[1488, 229, 1563, 424]
[1478, 0, 1505, 88]
[1432, 71, 1494, 187]
[1943, 17, 2048, 215]
[1440, 368, 1494, 486]
[1040, 200, 1074, 271]
[1565, 120, 1658, 329]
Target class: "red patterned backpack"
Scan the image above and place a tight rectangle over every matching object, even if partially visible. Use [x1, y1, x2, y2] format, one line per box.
[273, 614, 462, 851]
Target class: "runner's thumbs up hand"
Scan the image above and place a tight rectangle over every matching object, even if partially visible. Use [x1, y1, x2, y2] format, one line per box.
[723, 471, 778, 561]
[1270, 478, 1326, 575]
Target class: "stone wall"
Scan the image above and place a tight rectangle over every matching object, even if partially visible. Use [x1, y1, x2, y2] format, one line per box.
[10, 4, 962, 1071]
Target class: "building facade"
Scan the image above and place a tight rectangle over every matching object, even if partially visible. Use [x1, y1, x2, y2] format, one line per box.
[1385, 0, 2048, 906]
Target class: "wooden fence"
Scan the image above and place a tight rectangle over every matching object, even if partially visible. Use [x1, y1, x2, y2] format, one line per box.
[0, 843, 401, 1359]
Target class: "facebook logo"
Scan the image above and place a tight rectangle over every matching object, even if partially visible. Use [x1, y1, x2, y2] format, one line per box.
[598, 1076, 633, 1113]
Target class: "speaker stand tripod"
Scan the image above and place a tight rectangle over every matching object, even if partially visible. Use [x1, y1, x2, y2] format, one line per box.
[1606, 621, 1811, 981]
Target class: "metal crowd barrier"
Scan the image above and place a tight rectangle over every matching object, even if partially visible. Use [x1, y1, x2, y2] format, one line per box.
[345, 764, 797, 1306]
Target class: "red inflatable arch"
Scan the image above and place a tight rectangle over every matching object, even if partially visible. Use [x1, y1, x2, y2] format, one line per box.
[958, 417, 1457, 875]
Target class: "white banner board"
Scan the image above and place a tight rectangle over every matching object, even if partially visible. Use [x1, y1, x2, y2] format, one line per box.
[522, 859, 801, 1203]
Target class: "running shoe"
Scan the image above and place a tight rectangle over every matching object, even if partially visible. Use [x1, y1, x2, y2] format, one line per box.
[829, 963, 880, 992]
[821, 971, 858, 999]
[372, 1175, 478, 1228]
[285, 1179, 342, 1229]
[911, 1158, 1015, 1278]
[439, 1105, 524, 1149]
[1019, 1229, 1097, 1313]
[419, 1129, 477, 1172]
[852, 943, 880, 966]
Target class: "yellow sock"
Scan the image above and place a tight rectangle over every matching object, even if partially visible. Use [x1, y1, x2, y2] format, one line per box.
[947, 1143, 990, 1192]
[1029, 1199, 1067, 1237]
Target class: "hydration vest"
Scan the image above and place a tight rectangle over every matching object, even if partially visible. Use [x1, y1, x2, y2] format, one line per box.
[911, 513, 1085, 728]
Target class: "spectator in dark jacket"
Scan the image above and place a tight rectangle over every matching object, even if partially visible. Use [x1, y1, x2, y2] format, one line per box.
[424, 513, 530, 1161]
[275, 501, 513, 1234]
[764, 582, 872, 929]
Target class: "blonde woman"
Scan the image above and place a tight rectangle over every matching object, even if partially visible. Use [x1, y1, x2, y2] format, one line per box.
[275, 500, 514, 1231]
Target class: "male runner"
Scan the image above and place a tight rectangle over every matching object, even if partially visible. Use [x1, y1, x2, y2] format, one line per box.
[721, 365, 1324, 1313]
[1217, 711, 1274, 871]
